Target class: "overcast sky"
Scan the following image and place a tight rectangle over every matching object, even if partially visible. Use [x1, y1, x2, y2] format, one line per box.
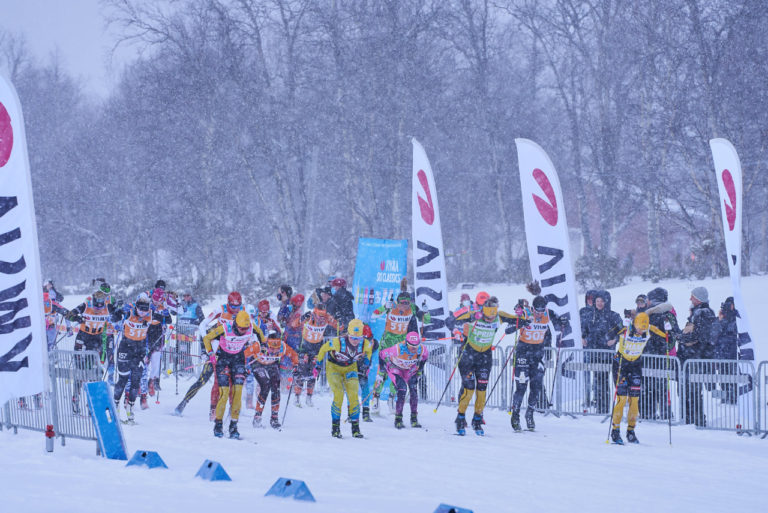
[0, 0, 136, 98]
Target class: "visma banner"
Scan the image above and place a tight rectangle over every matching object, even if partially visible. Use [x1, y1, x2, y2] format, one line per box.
[352, 238, 408, 341]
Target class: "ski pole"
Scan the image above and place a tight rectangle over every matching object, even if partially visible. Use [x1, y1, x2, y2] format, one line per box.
[665, 331, 672, 445]
[486, 321, 518, 401]
[281, 370, 296, 426]
[605, 343, 625, 444]
[434, 321, 477, 413]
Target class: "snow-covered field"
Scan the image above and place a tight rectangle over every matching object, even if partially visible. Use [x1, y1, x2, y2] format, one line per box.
[2, 276, 767, 512]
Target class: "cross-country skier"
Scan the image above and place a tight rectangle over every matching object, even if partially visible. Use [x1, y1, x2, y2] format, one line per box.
[375, 331, 429, 429]
[358, 322, 379, 422]
[43, 291, 69, 351]
[510, 282, 562, 432]
[452, 296, 522, 435]
[143, 288, 172, 407]
[173, 291, 243, 418]
[246, 329, 298, 429]
[111, 293, 152, 423]
[314, 319, 373, 438]
[609, 312, 668, 444]
[203, 310, 264, 439]
[294, 303, 339, 407]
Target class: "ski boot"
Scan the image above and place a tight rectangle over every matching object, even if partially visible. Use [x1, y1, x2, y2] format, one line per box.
[270, 415, 281, 430]
[525, 409, 535, 431]
[140, 394, 149, 410]
[305, 395, 313, 407]
[209, 405, 216, 421]
[455, 413, 467, 436]
[331, 420, 342, 438]
[610, 428, 623, 445]
[229, 421, 240, 439]
[411, 413, 422, 428]
[252, 414, 262, 428]
[511, 409, 522, 432]
[362, 406, 372, 422]
[213, 420, 224, 438]
[125, 402, 135, 424]
[351, 420, 364, 438]
[148, 378, 156, 397]
[294, 394, 302, 408]
[626, 430, 639, 444]
[472, 413, 485, 436]
[394, 414, 405, 429]
[172, 400, 187, 416]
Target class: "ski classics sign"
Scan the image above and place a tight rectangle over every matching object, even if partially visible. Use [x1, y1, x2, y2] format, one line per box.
[0, 74, 47, 405]
[710, 138, 754, 360]
[515, 138, 581, 348]
[411, 138, 450, 344]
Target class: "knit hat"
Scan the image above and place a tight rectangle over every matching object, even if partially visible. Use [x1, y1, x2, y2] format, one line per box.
[691, 286, 709, 303]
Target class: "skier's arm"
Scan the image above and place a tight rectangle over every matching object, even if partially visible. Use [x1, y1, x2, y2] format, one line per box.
[66, 303, 86, 323]
[314, 339, 336, 367]
[202, 324, 225, 354]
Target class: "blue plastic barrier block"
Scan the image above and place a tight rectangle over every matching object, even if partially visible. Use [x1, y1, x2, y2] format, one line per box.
[85, 382, 128, 460]
[195, 459, 232, 481]
[434, 504, 474, 513]
[265, 477, 316, 502]
[126, 450, 168, 469]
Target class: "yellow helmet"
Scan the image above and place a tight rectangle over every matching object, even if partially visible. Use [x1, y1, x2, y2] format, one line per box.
[633, 312, 650, 333]
[348, 319, 365, 337]
[235, 310, 251, 329]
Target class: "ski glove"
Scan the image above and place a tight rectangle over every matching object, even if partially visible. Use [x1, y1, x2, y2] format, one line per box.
[312, 367, 320, 379]
[207, 352, 216, 365]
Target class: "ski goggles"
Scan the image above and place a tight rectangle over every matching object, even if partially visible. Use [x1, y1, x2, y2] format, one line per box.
[348, 336, 363, 344]
[228, 302, 242, 311]
[482, 305, 498, 318]
[136, 302, 150, 313]
[99, 283, 111, 294]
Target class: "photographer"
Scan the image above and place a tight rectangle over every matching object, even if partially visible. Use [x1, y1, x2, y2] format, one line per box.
[711, 297, 738, 404]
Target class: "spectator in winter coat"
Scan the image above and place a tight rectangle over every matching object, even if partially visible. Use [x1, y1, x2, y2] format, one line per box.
[679, 286, 716, 426]
[276, 284, 293, 328]
[639, 287, 680, 420]
[711, 297, 739, 404]
[179, 292, 205, 325]
[326, 278, 355, 331]
[582, 290, 623, 413]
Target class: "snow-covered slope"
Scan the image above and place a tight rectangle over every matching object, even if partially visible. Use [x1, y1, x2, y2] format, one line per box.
[2, 276, 767, 512]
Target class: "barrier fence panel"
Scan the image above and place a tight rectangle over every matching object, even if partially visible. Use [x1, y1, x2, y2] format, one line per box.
[757, 362, 768, 437]
[420, 342, 452, 404]
[681, 359, 755, 433]
[639, 354, 682, 425]
[163, 321, 202, 379]
[49, 349, 102, 443]
[557, 349, 615, 417]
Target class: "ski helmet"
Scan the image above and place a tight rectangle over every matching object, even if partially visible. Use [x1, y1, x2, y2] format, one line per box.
[258, 299, 270, 313]
[266, 329, 281, 349]
[290, 294, 305, 308]
[227, 291, 243, 310]
[633, 312, 650, 333]
[397, 291, 411, 303]
[405, 331, 420, 346]
[92, 290, 107, 308]
[151, 288, 165, 304]
[154, 279, 166, 290]
[136, 293, 150, 316]
[331, 277, 347, 289]
[460, 293, 471, 302]
[235, 310, 251, 329]
[482, 296, 499, 318]
[476, 291, 490, 306]
[347, 319, 365, 338]
[532, 296, 547, 312]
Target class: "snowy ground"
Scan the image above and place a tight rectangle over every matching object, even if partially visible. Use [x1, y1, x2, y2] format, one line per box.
[2, 276, 768, 512]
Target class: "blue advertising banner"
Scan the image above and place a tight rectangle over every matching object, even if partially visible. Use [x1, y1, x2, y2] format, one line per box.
[352, 238, 408, 341]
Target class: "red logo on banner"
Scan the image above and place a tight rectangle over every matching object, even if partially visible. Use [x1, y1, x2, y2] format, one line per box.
[417, 169, 435, 225]
[532, 168, 558, 226]
[380, 261, 385, 271]
[722, 169, 736, 231]
[0, 102, 12, 167]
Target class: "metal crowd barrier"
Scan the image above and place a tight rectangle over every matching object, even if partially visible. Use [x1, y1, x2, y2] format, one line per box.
[2, 350, 103, 446]
[556, 348, 615, 416]
[639, 354, 682, 425]
[757, 361, 768, 438]
[420, 342, 452, 403]
[162, 321, 202, 380]
[681, 359, 755, 433]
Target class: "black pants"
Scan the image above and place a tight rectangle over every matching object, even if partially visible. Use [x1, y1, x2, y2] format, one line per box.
[215, 351, 247, 387]
[253, 364, 281, 417]
[512, 343, 545, 412]
[180, 361, 214, 404]
[114, 339, 145, 404]
[458, 346, 492, 394]
[295, 343, 321, 395]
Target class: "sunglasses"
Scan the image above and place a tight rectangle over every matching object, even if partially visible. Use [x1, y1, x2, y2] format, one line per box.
[349, 336, 363, 343]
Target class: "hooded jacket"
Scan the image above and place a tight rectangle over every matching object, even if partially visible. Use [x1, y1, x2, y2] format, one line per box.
[679, 302, 716, 361]
[582, 290, 623, 349]
[643, 302, 679, 355]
